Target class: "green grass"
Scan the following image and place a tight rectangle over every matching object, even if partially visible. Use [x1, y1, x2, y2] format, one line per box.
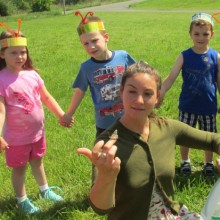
[131, 0, 220, 10]
[0, 1, 220, 219]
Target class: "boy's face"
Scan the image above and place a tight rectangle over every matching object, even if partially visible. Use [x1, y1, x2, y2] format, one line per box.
[189, 24, 213, 51]
[80, 31, 109, 61]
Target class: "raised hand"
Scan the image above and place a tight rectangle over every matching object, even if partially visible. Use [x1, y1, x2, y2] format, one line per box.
[77, 138, 121, 178]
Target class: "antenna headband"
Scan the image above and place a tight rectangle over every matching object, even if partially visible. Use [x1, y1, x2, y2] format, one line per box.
[0, 37, 27, 48]
[75, 11, 105, 35]
[0, 18, 27, 49]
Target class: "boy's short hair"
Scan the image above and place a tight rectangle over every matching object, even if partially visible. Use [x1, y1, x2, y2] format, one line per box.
[76, 16, 106, 36]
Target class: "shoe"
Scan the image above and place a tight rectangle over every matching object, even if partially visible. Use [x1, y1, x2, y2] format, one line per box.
[203, 163, 215, 176]
[180, 162, 192, 175]
[41, 186, 63, 202]
[19, 198, 40, 214]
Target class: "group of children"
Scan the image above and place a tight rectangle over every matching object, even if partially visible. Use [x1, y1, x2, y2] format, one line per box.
[0, 10, 219, 217]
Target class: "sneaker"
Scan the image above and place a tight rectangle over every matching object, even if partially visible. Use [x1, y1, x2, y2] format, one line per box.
[180, 162, 192, 175]
[203, 163, 215, 176]
[19, 198, 40, 214]
[41, 186, 63, 202]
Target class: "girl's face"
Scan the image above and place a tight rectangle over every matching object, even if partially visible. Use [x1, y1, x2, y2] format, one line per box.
[190, 24, 213, 51]
[121, 73, 159, 120]
[80, 31, 109, 60]
[0, 46, 27, 73]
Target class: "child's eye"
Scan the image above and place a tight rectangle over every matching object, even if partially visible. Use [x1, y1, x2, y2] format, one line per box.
[144, 92, 153, 97]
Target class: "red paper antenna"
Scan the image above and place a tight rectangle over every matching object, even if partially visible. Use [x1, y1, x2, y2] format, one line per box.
[0, 18, 22, 37]
[212, 12, 220, 24]
[75, 11, 94, 24]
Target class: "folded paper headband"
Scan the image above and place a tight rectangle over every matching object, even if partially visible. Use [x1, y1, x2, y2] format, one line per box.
[0, 18, 27, 49]
[191, 13, 214, 26]
[75, 11, 105, 35]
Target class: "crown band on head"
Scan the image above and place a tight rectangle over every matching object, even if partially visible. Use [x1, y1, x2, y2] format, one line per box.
[78, 21, 105, 35]
[75, 11, 105, 35]
[0, 37, 27, 49]
[191, 13, 214, 26]
[0, 18, 27, 49]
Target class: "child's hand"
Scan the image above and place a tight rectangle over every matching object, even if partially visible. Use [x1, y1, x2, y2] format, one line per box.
[0, 137, 8, 153]
[59, 113, 74, 128]
[216, 158, 220, 171]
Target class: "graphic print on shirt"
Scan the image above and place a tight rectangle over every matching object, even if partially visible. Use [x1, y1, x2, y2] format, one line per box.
[14, 92, 34, 114]
[93, 65, 124, 116]
[185, 56, 213, 97]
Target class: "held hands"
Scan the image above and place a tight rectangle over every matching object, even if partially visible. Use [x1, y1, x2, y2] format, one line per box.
[59, 113, 74, 128]
[77, 139, 121, 179]
[0, 137, 9, 153]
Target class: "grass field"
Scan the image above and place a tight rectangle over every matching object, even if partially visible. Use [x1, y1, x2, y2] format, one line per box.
[0, 1, 220, 219]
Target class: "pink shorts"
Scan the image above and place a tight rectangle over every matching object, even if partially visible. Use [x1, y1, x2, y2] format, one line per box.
[5, 136, 46, 168]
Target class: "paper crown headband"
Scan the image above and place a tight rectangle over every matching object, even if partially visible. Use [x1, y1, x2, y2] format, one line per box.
[75, 11, 105, 35]
[191, 13, 214, 26]
[0, 18, 27, 49]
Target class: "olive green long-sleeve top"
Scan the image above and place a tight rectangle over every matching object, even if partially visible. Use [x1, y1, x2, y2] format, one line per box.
[91, 117, 220, 220]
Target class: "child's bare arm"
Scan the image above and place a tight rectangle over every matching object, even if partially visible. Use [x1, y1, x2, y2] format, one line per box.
[157, 54, 183, 107]
[0, 96, 8, 152]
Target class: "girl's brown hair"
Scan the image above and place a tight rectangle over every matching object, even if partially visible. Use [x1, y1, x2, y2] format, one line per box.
[121, 60, 161, 93]
[0, 31, 38, 72]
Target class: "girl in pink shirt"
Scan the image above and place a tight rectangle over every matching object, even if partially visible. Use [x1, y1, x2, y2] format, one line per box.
[0, 19, 72, 214]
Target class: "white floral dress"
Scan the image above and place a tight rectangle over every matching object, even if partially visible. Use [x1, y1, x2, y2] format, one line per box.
[147, 186, 203, 220]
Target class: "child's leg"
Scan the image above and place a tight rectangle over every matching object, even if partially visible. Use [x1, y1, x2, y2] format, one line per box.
[205, 151, 214, 164]
[30, 137, 63, 202]
[5, 144, 40, 214]
[180, 146, 190, 161]
[29, 157, 47, 186]
[179, 111, 197, 161]
[12, 166, 27, 198]
[179, 111, 197, 175]
[198, 114, 216, 176]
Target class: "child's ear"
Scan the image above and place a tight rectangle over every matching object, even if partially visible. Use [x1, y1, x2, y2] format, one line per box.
[104, 33, 109, 42]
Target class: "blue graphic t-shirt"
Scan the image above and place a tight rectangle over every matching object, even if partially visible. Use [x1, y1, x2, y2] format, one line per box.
[73, 50, 135, 129]
[179, 48, 219, 115]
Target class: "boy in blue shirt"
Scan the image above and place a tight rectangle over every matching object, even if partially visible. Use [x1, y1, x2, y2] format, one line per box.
[159, 13, 220, 176]
[61, 12, 135, 137]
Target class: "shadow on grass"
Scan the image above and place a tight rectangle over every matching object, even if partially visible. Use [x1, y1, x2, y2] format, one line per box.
[0, 196, 90, 220]
[174, 166, 220, 192]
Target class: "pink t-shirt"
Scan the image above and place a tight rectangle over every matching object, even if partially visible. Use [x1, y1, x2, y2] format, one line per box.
[0, 69, 45, 145]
